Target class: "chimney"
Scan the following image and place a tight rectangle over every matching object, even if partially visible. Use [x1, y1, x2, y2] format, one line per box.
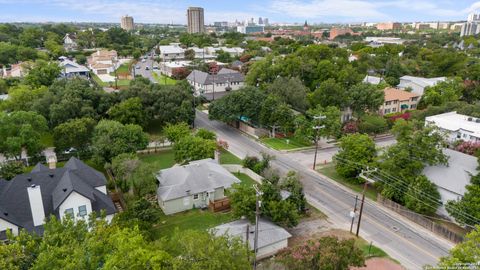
[27, 184, 46, 226]
[47, 155, 57, 169]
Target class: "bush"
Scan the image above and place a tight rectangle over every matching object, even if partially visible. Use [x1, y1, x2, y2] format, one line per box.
[0, 161, 25, 180]
[358, 114, 388, 135]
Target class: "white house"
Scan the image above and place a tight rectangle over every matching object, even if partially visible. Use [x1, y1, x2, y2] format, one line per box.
[425, 112, 480, 143]
[423, 148, 478, 217]
[63, 33, 78, 51]
[158, 44, 185, 61]
[59, 58, 90, 78]
[186, 68, 245, 100]
[156, 159, 240, 215]
[213, 218, 292, 259]
[0, 157, 116, 240]
[398, 75, 446, 96]
[87, 50, 118, 75]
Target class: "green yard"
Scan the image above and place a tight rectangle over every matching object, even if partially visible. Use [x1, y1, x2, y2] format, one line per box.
[219, 149, 242, 164]
[261, 137, 311, 150]
[153, 209, 234, 239]
[233, 172, 258, 187]
[138, 150, 176, 170]
[317, 164, 378, 201]
[356, 238, 389, 258]
[152, 72, 177, 85]
[111, 62, 131, 75]
[91, 73, 131, 87]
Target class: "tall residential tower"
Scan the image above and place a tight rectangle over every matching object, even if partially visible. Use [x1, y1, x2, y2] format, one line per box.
[187, 7, 205, 33]
[121, 15, 134, 31]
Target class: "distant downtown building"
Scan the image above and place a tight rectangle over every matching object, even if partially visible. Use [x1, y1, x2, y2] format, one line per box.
[187, 7, 205, 33]
[121, 15, 134, 31]
[461, 12, 480, 36]
[376, 22, 402, 31]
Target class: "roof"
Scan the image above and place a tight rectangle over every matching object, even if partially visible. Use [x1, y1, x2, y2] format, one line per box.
[213, 218, 292, 250]
[0, 157, 115, 237]
[363, 75, 382, 85]
[159, 45, 185, 55]
[186, 69, 245, 85]
[59, 59, 89, 74]
[423, 148, 478, 196]
[425, 111, 480, 139]
[156, 159, 240, 201]
[398, 76, 446, 95]
[384, 87, 419, 101]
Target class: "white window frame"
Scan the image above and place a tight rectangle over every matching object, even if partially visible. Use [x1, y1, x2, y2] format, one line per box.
[65, 208, 74, 217]
[78, 205, 87, 217]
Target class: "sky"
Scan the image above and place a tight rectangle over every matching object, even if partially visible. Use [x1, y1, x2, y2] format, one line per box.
[1, 0, 480, 24]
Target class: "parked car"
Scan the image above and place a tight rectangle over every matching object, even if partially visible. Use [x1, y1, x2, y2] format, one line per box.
[141, 59, 146, 63]
[145, 66, 150, 70]
[135, 65, 141, 69]
[153, 66, 159, 70]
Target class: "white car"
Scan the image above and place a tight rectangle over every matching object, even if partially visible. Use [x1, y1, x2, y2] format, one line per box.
[141, 59, 146, 63]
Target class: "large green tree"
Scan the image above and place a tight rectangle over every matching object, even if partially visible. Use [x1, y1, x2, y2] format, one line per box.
[259, 95, 295, 136]
[334, 133, 377, 179]
[24, 60, 61, 88]
[295, 106, 342, 144]
[438, 226, 480, 268]
[308, 78, 348, 108]
[107, 97, 148, 127]
[173, 136, 216, 163]
[348, 83, 385, 116]
[266, 76, 308, 111]
[91, 120, 148, 163]
[53, 117, 96, 153]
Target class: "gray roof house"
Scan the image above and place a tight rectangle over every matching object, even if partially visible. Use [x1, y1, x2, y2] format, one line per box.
[156, 158, 240, 215]
[213, 218, 292, 259]
[398, 75, 446, 96]
[186, 68, 245, 100]
[423, 148, 478, 217]
[59, 58, 90, 78]
[0, 157, 115, 240]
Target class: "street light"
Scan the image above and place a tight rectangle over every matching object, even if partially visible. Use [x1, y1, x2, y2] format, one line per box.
[312, 115, 326, 170]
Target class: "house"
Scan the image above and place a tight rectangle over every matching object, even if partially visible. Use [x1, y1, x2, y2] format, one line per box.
[156, 159, 240, 215]
[159, 61, 191, 77]
[1, 63, 25, 78]
[425, 112, 480, 143]
[87, 50, 118, 75]
[423, 148, 478, 217]
[63, 33, 78, 51]
[186, 68, 245, 99]
[0, 157, 116, 239]
[363, 75, 383, 85]
[398, 75, 446, 96]
[213, 218, 292, 259]
[59, 58, 90, 78]
[205, 47, 245, 57]
[380, 88, 420, 115]
[230, 60, 244, 71]
[158, 44, 185, 61]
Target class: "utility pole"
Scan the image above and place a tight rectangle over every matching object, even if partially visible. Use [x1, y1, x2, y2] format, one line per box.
[349, 195, 358, 234]
[253, 184, 262, 270]
[312, 115, 326, 170]
[356, 169, 377, 237]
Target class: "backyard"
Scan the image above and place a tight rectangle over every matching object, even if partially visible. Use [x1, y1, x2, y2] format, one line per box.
[91, 73, 130, 88]
[152, 72, 177, 85]
[261, 137, 312, 151]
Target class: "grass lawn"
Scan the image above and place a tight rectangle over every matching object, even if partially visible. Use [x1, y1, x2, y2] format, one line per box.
[112, 62, 131, 75]
[233, 172, 258, 187]
[152, 72, 177, 85]
[317, 164, 378, 201]
[219, 149, 242, 165]
[138, 149, 176, 170]
[261, 137, 311, 150]
[153, 209, 235, 239]
[40, 133, 54, 147]
[356, 238, 389, 258]
[91, 73, 131, 87]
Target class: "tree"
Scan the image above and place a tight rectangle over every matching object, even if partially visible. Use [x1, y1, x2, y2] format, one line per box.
[281, 171, 307, 213]
[446, 180, 480, 226]
[334, 134, 376, 179]
[0, 111, 48, 159]
[163, 122, 191, 143]
[0, 84, 47, 112]
[308, 78, 348, 108]
[266, 76, 308, 111]
[358, 114, 388, 135]
[404, 175, 441, 215]
[228, 183, 257, 221]
[24, 60, 61, 88]
[259, 95, 295, 136]
[438, 226, 480, 268]
[195, 128, 216, 140]
[184, 49, 195, 61]
[277, 237, 365, 270]
[348, 83, 385, 116]
[295, 106, 342, 144]
[216, 50, 233, 63]
[53, 117, 96, 153]
[420, 79, 463, 108]
[0, 161, 25, 180]
[128, 163, 158, 197]
[173, 136, 216, 163]
[91, 120, 148, 163]
[107, 97, 148, 127]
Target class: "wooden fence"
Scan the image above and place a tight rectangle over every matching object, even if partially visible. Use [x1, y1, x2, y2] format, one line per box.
[209, 197, 231, 212]
[377, 195, 466, 243]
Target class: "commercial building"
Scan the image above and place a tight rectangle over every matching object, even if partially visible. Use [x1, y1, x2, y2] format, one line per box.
[425, 112, 480, 143]
[187, 7, 205, 33]
[376, 22, 402, 31]
[237, 25, 264, 34]
[365, 37, 406, 45]
[120, 15, 134, 31]
[461, 12, 480, 36]
[379, 88, 420, 115]
[329, 27, 356, 40]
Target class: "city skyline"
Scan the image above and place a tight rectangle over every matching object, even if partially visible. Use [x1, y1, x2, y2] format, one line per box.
[1, 0, 480, 24]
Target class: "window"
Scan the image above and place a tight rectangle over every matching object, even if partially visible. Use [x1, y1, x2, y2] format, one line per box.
[463, 134, 467, 138]
[393, 100, 398, 104]
[392, 108, 397, 112]
[411, 97, 418, 101]
[193, 194, 199, 200]
[385, 101, 392, 105]
[64, 208, 74, 217]
[78, 205, 87, 217]
[410, 104, 416, 109]
[384, 109, 390, 114]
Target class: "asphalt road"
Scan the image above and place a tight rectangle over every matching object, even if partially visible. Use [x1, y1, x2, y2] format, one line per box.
[195, 110, 454, 270]
[132, 55, 156, 83]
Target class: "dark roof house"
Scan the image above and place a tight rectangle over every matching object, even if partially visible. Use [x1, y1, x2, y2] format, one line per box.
[0, 157, 115, 239]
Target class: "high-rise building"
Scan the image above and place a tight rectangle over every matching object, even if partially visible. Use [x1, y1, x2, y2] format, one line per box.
[187, 7, 205, 33]
[468, 12, 480, 22]
[264, 18, 269, 26]
[258, 17, 263, 25]
[376, 22, 402, 31]
[121, 15, 134, 31]
[461, 12, 480, 36]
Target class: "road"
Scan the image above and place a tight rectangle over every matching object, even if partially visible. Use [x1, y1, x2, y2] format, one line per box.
[132, 54, 156, 83]
[195, 111, 454, 270]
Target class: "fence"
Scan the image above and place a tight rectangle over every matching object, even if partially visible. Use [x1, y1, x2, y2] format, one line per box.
[377, 195, 465, 243]
[221, 164, 263, 183]
[208, 197, 231, 212]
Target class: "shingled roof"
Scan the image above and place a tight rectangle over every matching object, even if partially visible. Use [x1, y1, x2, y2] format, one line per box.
[0, 157, 115, 238]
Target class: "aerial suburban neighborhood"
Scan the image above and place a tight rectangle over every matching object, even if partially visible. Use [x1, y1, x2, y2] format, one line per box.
[1, 1, 480, 270]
